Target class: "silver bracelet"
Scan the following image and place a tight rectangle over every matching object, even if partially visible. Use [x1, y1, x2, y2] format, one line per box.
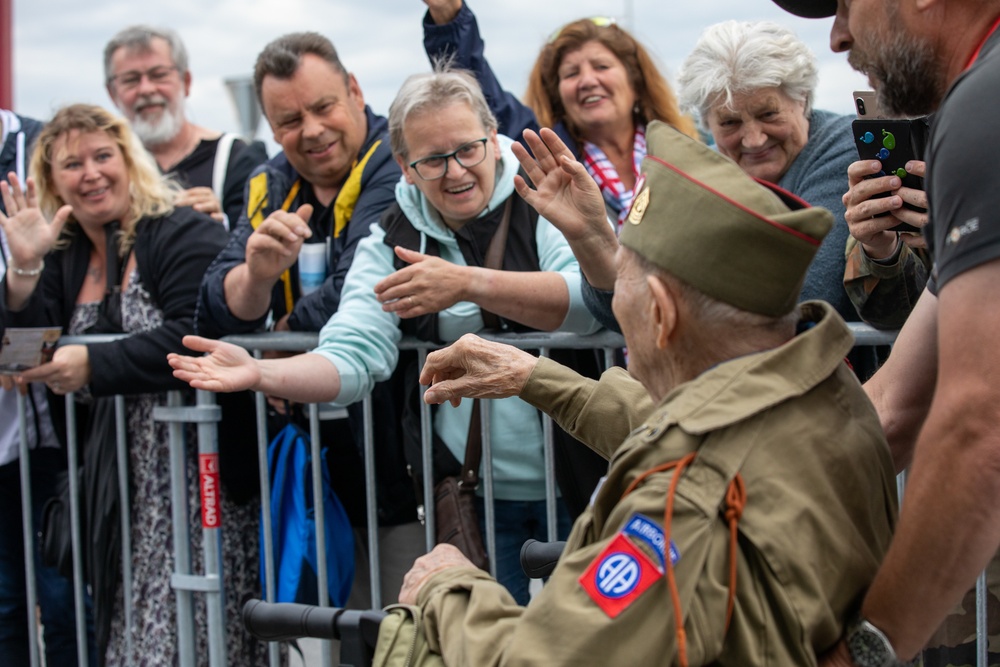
[7, 259, 45, 277]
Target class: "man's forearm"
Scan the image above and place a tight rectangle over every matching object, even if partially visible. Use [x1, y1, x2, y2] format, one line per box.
[862, 398, 1000, 659]
[222, 264, 278, 322]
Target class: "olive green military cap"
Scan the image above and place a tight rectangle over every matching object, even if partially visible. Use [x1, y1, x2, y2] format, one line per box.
[619, 121, 833, 317]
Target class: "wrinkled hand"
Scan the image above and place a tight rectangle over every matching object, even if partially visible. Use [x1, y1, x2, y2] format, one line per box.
[18, 344, 91, 395]
[0, 173, 72, 269]
[399, 544, 476, 605]
[818, 639, 856, 667]
[843, 160, 928, 259]
[244, 204, 314, 283]
[168, 336, 261, 393]
[513, 129, 610, 243]
[374, 246, 469, 318]
[176, 186, 224, 223]
[422, 0, 462, 25]
[419, 334, 538, 407]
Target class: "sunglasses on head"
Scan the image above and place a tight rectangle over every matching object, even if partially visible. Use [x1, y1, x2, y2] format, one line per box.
[548, 16, 617, 44]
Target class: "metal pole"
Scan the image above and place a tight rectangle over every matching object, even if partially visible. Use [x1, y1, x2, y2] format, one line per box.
[63, 395, 89, 667]
[16, 392, 40, 667]
[419, 349, 435, 552]
[0, 0, 12, 109]
[481, 401, 496, 579]
[253, 380, 280, 667]
[976, 570, 988, 667]
[539, 347, 558, 543]
[307, 403, 332, 667]
[166, 391, 196, 667]
[196, 390, 226, 667]
[362, 395, 381, 608]
[114, 395, 134, 666]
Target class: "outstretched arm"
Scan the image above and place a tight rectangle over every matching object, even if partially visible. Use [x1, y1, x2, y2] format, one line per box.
[513, 129, 618, 290]
[419, 334, 538, 407]
[169, 335, 342, 403]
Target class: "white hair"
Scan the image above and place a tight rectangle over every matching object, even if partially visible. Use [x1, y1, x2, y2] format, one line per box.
[677, 20, 818, 130]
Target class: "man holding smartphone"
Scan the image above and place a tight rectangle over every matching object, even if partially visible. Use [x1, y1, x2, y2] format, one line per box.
[772, 0, 1000, 666]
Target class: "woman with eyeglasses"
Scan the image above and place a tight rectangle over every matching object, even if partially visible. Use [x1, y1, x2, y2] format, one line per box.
[169, 67, 602, 605]
[422, 0, 697, 232]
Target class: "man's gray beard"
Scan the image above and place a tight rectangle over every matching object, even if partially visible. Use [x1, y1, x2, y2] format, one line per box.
[848, 21, 945, 117]
[129, 99, 185, 147]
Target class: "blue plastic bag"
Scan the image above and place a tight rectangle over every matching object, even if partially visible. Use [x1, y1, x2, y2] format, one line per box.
[261, 422, 354, 606]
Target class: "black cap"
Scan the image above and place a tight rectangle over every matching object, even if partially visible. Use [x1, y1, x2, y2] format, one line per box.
[771, 0, 837, 18]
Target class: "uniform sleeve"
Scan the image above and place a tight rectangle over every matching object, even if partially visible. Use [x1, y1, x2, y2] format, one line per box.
[310, 227, 401, 404]
[286, 145, 399, 332]
[416, 472, 736, 666]
[520, 358, 652, 458]
[843, 237, 931, 329]
[422, 2, 541, 143]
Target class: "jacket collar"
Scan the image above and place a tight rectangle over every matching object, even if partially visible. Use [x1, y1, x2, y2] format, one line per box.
[650, 301, 854, 435]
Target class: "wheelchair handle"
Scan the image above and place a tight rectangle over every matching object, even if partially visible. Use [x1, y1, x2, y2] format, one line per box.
[520, 539, 567, 579]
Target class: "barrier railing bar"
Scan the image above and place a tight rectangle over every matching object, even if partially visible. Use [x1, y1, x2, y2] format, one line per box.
[64, 394, 89, 667]
[480, 400, 497, 578]
[196, 389, 227, 667]
[114, 394, 134, 666]
[252, 356, 281, 667]
[164, 390, 196, 667]
[362, 395, 382, 609]
[16, 391, 41, 667]
[306, 402, 333, 667]
[417, 348, 435, 552]
[977, 571, 988, 667]
[538, 347, 559, 544]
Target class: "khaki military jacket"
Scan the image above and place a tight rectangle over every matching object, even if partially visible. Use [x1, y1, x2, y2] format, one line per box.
[416, 302, 897, 666]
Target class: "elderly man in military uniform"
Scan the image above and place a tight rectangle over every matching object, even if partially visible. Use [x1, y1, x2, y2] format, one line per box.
[395, 122, 898, 665]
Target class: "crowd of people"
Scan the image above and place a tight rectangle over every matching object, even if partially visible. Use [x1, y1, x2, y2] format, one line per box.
[1, 0, 996, 664]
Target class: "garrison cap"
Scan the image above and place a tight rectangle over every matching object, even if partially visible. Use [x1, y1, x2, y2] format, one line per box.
[619, 121, 833, 317]
[771, 0, 836, 18]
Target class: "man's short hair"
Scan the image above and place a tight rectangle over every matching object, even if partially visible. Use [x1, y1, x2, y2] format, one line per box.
[253, 32, 348, 110]
[104, 25, 189, 83]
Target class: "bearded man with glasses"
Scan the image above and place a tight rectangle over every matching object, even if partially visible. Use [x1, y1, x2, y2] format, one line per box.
[104, 25, 267, 228]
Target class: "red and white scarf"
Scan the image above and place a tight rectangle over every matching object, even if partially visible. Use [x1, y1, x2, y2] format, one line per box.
[581, 125, 647, 232]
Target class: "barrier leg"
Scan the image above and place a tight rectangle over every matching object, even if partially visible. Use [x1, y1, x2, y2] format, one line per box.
[15, 392, 40, 667]
[113, 395, 134, 666]
[64, 396, 90, 667]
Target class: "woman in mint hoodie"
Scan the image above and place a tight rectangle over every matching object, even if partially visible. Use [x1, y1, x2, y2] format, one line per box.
[170, 67, 601, 604]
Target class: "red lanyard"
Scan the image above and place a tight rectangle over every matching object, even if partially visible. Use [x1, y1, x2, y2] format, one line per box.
[965, 14, 1000, 70]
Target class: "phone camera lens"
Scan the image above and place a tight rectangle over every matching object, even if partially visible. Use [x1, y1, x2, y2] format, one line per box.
[856, 98, 867, 116]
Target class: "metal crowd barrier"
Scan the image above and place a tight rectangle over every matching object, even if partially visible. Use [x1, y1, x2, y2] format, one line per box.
[14, 324, 993, 667]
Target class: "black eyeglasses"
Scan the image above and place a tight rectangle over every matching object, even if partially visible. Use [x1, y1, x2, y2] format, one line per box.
[408, 138, 489, 181]
[108, 65, 179, 91]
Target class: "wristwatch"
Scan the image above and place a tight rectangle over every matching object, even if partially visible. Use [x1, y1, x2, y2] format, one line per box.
[845, 616, 916, 667]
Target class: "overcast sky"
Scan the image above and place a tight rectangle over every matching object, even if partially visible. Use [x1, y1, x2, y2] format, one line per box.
[12, 0, 866, 151]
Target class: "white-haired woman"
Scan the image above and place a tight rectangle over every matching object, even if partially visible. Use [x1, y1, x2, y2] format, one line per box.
[0, 104, 263, 666]
[678, 20, 892, 377]
[170, 68, 601, 605]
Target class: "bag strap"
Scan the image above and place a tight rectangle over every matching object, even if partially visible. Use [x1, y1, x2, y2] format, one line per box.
[212, 133, 238, 206]
[479, 197, 512, 330]
[460, 399, 483, 490]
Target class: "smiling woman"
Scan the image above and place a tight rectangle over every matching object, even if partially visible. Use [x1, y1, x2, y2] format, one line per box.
[423, 0, 698, 230]
[677, 20, 881, 380]
[0, 104, 262, 666]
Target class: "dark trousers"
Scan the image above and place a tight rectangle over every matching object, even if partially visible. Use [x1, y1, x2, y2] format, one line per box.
[0, 448, 96, 665]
